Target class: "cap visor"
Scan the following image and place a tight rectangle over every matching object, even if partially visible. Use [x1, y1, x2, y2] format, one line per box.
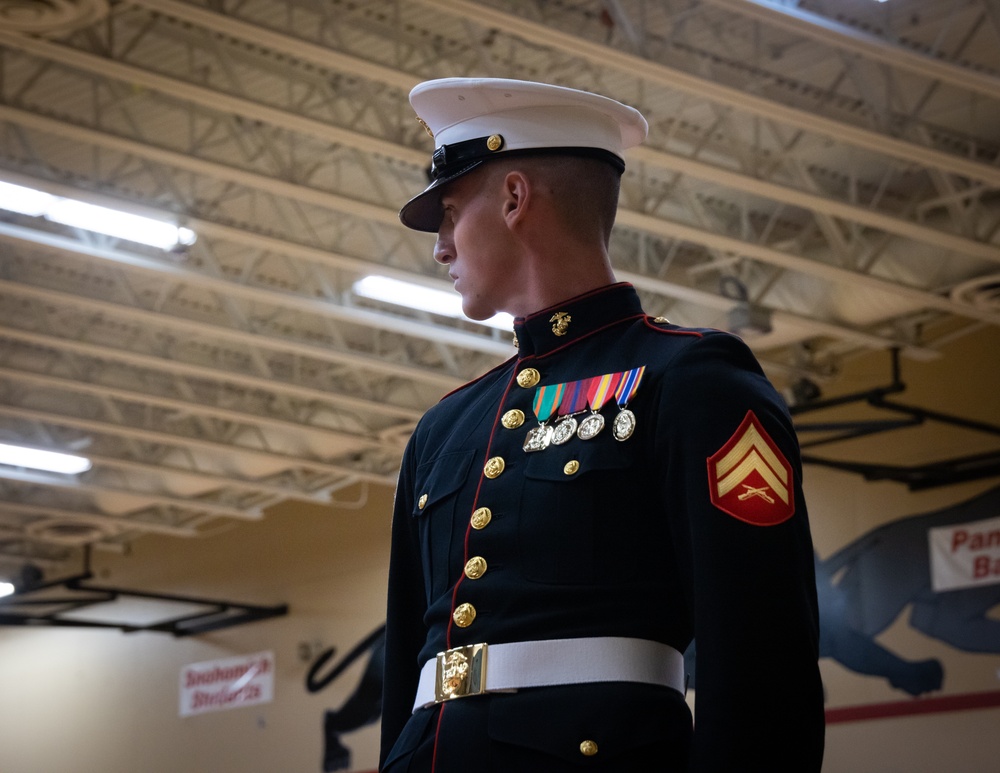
[399, 160, 485, 232]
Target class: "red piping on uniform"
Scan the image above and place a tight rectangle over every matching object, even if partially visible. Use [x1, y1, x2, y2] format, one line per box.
[444, 363, 522, 651]
[433, 362, 523, 773]
[641, 316, 705, 338]
[539, 313, 647, 359]
[431, 702, 445, 772]
[439, 354, 518, 402]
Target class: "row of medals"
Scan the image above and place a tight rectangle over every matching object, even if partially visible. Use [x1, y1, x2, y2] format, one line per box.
[523, 406, 636, 453]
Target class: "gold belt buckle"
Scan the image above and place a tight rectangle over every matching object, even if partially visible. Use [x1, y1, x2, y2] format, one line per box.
[435, 643, 488, 703]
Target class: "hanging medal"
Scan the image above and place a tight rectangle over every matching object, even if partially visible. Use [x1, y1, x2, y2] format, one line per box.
[577, 372, 622, 440]
[551, 378, 588, 445]
[524, 381, 565, 452]
[612, 365, 645, 441]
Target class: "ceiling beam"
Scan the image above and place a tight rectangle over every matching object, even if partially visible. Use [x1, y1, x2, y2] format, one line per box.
[0, 403, 399, 486]
[616, 208, 1000, 327]
[0, 470, 265, 522]
[0, 117, 970, 352]
[701, 0, 1000, 100]
[0, 279, 439, 414]
[0, 367, 388, 452]
[0, 220, 513, 357]
[125, 0, 419, 92]
[0, 501, 201, 539]
[0, 29, 425, 168]
[629, 145, 1000, 266]
[416, 0, 1000, 186]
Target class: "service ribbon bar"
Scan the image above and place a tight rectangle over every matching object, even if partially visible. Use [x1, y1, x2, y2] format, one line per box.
[532, 382, 566, 423]
[612, 365, 646, 442]
[577, 372, 622, 440]
[585, 372, 622, 412]
[524, 381, 566, 452]
[559, 378, 589, 416]
[551, 378, 589, 445]
[615, 366, 646, 408]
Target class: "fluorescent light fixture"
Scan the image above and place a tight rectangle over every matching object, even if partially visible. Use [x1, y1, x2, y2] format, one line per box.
[0, 180, 196, 250]
[0, 582, 14, 598]
[0, 442, 93, 475]
[353, 275, 515, 331]
[0, 180, 53, 216]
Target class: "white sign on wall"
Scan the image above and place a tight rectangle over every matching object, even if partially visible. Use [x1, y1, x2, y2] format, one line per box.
[179, 651, 275, 717]
[929, 515, 1000, 592]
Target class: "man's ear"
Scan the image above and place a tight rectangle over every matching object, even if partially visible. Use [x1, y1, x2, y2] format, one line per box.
[501, 170, 531, 228]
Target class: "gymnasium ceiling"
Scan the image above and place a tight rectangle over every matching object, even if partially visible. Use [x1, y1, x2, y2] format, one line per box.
[0, 0, 998, 585]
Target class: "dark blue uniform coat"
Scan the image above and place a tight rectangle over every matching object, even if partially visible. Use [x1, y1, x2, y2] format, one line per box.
[380, 283, 824, 772]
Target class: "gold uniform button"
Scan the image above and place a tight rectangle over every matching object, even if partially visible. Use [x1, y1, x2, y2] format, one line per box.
[563, 460, 580, 475]
[453, 602, 476, 628]
[464, 556, 487, 579]
[501, 409, 525, 429]
[471, 507, 492, 529]
[417, 494, 428, 510]
[579, 740, 598, 757]
[484, 456, 505, 479]
[516, 368, 540, 388]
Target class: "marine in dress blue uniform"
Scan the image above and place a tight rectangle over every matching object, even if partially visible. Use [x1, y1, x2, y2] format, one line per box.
[380, 78, 824, 772]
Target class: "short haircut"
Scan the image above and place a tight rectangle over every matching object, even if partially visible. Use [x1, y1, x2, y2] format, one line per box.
[490, 153, 622, 245]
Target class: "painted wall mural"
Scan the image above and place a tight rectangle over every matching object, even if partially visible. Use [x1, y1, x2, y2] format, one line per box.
[306, 626, 385, 773]
[816, 484, 1000, 697]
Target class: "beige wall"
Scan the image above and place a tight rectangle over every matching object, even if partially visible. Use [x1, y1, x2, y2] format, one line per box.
[0, 486, 393, 773]
[807, 325, 1000, 773]
[0, 327, 997, 772]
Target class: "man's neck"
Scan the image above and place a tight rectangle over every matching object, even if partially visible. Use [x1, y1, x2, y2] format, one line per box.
[508, 245, 616, 318]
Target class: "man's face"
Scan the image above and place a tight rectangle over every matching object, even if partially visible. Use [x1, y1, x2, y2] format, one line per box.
[433, 168, 518, 321]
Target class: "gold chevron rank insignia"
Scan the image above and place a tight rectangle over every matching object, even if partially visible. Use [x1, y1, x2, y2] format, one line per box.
[707, 411, 795, 526]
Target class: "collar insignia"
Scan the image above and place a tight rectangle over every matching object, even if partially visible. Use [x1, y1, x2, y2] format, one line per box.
[707, 410, 794, 526]
[550, 311, 571, 337]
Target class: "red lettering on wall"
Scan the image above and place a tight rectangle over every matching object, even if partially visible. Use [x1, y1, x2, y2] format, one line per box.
[973, 555, 1000, 579]
[951, 528, 1000, 553]
[189, 684, 262, 710]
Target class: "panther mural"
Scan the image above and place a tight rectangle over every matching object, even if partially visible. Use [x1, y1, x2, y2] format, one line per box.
[306, 626, 385, 773]
[687, 484, 1000, 696]
[815, 484, 1000, 695]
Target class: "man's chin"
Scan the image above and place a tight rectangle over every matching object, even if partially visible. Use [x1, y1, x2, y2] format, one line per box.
[461, 303, 496, 323]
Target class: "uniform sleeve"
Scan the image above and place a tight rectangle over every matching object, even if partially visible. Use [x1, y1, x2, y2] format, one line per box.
[654, 332, 825, 771]
[379, 433, 427, 768]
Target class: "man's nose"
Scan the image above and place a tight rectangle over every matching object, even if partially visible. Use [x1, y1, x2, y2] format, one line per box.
[433, 234, 453, 265]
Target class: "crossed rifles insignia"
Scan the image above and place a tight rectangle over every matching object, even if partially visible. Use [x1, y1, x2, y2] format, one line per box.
[707, 411, 795, 526]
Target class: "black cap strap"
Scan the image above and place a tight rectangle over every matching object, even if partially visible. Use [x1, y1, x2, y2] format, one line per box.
[431, 134, 505, 179]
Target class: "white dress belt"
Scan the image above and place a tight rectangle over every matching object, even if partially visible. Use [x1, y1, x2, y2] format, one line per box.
[412, 636, 686, 713]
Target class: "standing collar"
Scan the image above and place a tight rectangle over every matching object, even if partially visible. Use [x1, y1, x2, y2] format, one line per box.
[512, 283, 644, 358]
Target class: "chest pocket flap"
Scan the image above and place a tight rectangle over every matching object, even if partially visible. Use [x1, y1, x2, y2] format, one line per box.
[412, 448, 476, 517]
[523, 436, 633, 482]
